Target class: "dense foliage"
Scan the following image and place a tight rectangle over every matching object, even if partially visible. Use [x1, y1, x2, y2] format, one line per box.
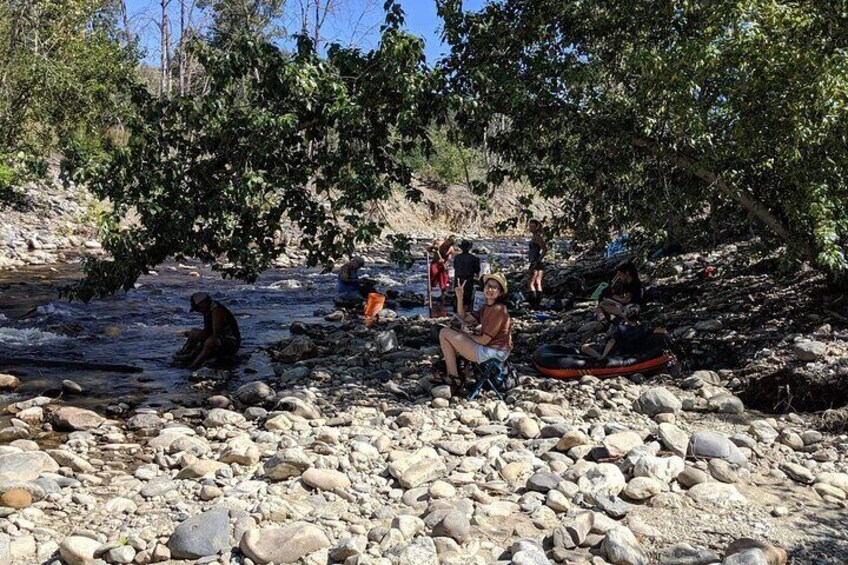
[437, 0, 848, 274]
[67, 1, 439, 299]
[0, 0, 136, 158]
[6, 0, 848, 294]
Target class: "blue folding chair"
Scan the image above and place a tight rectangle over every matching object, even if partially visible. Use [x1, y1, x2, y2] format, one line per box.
[467, 359, 509, 401]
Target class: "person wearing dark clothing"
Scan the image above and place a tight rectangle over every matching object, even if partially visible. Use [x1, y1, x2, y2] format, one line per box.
[453, 240, 481, 311]
[337, 257, 375, 301]
[597, 261, 643, 321]
[582, 304, 664, 359]
[176, 292, 241, 369]
[527, 219, 548, 309]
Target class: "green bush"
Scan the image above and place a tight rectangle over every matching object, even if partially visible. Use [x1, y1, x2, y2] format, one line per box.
[403, 125, 485, 187]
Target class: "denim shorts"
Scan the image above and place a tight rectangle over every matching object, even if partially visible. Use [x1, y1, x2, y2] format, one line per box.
[476, 345, 509, 364]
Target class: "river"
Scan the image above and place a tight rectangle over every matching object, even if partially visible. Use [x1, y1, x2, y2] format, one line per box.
[0, 240, 530, 413]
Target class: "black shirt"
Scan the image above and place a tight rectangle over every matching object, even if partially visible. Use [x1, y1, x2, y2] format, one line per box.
[454, 251, 480, 280]
[620, 278, 643, 304]
[204, 301, 241, 345]
[613, 323, 652, 355]
[528, 240, 542, 263]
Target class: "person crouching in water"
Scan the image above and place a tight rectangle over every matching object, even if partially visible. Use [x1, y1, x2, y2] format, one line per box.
[175, 292, 241, 369]
[337, 257, 376, 302]
[453, 239, 481, 312]
[582, 304, 663, 360]
[438, 273, 512, 387]
[527, 219, 548, 310]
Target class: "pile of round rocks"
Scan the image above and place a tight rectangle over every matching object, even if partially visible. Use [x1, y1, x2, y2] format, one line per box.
[0, 315, 846, 565]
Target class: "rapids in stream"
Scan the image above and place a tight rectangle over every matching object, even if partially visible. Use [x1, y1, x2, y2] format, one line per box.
[0, 240, 528, 413]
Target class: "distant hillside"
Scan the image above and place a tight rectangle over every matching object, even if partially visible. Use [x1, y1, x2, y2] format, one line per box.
[0, 169, 556, 268]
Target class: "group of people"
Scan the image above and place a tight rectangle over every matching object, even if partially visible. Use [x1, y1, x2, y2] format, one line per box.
[428, 219, 548, 312]
[430, 220, 545, 387]
[174, 224, 666, 392]
[583, 261, 667, 361]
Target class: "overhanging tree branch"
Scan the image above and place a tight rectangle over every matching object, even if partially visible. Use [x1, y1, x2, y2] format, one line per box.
[632, 136, 815, 260]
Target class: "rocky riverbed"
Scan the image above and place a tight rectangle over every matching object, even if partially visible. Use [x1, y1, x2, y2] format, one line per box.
[1, 294, 847, 564]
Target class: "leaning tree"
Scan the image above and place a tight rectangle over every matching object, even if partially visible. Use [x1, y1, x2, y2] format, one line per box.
[438, 0, 848, 274]
[66, 1, 440, 299]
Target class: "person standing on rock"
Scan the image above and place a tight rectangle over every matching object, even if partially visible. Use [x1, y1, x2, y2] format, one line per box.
[527, 219, 548, 310]
[437, 273, 512, 387]
[453, 239, 481, 311]
[175, 292, 241, 369]
[597, 261, 643, 321]
[429, 235, 456, 303]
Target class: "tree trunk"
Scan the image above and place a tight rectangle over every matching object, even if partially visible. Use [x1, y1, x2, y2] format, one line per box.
[118, 0, 133, 44]
[179, 0, 186, 95]
[160, 0, 171, 97]
[631, 136, 816, 260]
[313, 0, 320, 49]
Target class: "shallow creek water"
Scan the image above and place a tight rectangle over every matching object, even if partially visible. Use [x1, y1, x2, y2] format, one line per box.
[0, 240, 527, 413]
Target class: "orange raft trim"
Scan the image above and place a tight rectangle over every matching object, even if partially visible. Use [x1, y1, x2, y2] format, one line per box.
[534, 353, 672, 380]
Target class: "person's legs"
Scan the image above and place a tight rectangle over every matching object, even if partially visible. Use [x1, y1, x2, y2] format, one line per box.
[189, 336, 222, 369]
[531, 269, 544, 307]
[439, 268, 450, 300]
[456, 277, 474, 311]
[439, 327, 480, 378]
[581, 343, 602, 359]
[463, 281, 474, 310]
[600, 298, 625, 320]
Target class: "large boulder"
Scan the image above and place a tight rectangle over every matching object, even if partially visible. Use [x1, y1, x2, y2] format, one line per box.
[388, 447, 447, 488]
[657, 423, 689, 457]
[125, 413, 165, 433]
[603, 431, 643, 459]
[0, 373, 21, 390]
[633, 388, 681, 416]
[578, 463, 627, 500]
[301, 468, 351, 491]
[431, 510, 471, 544]
[687, 483, 747, 507]
[602, 526, 648, 565]
[264, 448, 311, 480]
[707, 394, 745, 414]
[235, 381, 275, 406]
[278, 336, 316, 362]
[203, 408, 246, 428]
[59, 536, 101, 565]
[0, 451, 59, 482]
[52, 407, 104, 431]
[167, 508, 231, 560]
[219, 436, 260, 467]
[632, 455, 684, 484]
[687, 431, 747, 465]
[239, 523, 330, 564]
[792, 340, 826, 361]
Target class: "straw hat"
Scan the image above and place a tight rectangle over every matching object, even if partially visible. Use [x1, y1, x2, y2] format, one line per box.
[482, 273, 508, 294]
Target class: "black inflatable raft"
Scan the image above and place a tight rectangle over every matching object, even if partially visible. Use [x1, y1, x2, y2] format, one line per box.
[533, 344, 671, 380]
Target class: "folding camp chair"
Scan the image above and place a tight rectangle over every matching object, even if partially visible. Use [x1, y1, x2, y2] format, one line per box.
[467, 359, 508, 401]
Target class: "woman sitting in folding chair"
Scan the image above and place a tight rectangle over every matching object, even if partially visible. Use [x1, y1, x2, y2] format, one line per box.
[437, 273, 513, 389]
